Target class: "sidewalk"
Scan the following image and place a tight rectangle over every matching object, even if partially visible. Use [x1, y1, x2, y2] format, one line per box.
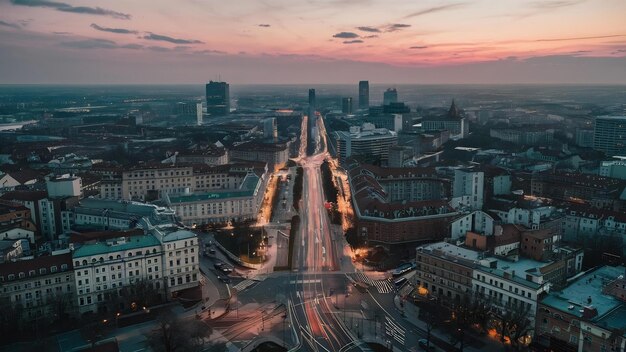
[393, 295, 506, 352]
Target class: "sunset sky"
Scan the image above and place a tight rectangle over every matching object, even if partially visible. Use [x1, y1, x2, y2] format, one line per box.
[1, 0, 625, 84]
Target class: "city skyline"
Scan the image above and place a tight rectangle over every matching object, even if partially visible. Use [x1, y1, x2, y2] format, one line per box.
[1, 0, 626, 84]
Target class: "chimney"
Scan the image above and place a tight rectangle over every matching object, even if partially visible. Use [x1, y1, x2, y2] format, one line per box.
[582, 306, 598, 320]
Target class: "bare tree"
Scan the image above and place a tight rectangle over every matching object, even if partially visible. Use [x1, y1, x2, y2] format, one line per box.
[419, 301, 441, 350]
[146, 310, 213, 352]
[49, 292, 73, 322]
[498, 301, 533, 350]
[450, 294, 473, 352]
[0, 299, 24, 340]
[80, 318, 105, 348]
[468, 293, 491, 335]
[119, 279, 163, 311]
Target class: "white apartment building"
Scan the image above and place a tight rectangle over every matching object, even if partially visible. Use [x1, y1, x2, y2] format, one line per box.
[71, 229, 199, 314]
[122, 165, 194, 200]
[563, 207, 626, 251]
[47, 175, 82, 198]
[99, 163, 267, 201]
[450, 210, 495, 240]
[157, 229, 200, 293]
[473, 260, 546, 321]
[72, 234, 163, 313]
[452, 168, 484, 211]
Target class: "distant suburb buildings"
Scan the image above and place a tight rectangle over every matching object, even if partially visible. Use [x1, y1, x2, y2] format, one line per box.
[422, 100, 469, 139]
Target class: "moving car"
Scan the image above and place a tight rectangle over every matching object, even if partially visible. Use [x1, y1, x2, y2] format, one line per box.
[418, 339, 435, 351]
[217, 275, 231, 284]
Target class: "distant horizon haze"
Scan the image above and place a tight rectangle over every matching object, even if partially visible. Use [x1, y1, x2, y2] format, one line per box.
[1, 0, 625, 84]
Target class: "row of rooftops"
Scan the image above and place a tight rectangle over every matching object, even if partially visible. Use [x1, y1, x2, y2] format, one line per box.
[91, 161, 267, 177]
[346, 161, 456, 220]
[0, 251, 72, 282]
[230, 140, 289, 152]
[533, 171, 626, 190]
[418, 241, 554, 289]
[349, 163, 439, 180]
[0, 221, 197, 281]
[166, 172, 262, 204]
[0, 200, 31, 217]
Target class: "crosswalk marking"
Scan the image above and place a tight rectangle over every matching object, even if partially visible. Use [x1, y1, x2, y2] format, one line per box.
[385, 316, 406, 345]
[347, 272, 394, 294]
[232, 279, 257, 292]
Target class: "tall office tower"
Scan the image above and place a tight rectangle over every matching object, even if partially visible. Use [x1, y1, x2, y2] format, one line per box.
[196, 103, 203, 126]
[342, 97, 353, 114]
[308, 88, 316, 117]
[358, 80, 369, 109]
[593, 116, 626, 156]
[205, 81, 230, 116]
[264, 117, 278, 140]
[383, 88, 398, 106]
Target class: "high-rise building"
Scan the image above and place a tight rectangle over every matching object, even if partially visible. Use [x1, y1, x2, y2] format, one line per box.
[358, 81, 369, 110]
[383, 88, 398, 106]
[264, 117, 278, 140]
[308, 88, 316, 117]
[342, 97, 353, 114]
[196, 103, 203, 126]
[593, 116, 626, 156]
[334, 123, 397, 162]
[205, 81, 230, 116]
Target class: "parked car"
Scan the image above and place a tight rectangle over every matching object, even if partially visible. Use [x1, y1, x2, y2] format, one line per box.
[208, 248, 216, 254]
[214, 262, 224, 270]
[418, 339, 435, 351]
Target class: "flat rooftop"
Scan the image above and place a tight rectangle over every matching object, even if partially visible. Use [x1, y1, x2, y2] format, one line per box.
[418, 242, 482, 261]
[541, 265, 625, 321]
[73, 234, 161, 258]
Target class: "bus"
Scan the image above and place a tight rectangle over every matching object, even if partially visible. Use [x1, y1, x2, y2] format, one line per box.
[392, 262, 416, 277]
[394, 277, 408, 288]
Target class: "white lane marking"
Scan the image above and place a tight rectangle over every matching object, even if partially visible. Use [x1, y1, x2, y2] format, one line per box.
[290, 279, 322, 284]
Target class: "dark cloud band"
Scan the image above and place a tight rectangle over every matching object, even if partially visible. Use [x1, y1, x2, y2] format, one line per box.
[10, 0, 131, 20]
